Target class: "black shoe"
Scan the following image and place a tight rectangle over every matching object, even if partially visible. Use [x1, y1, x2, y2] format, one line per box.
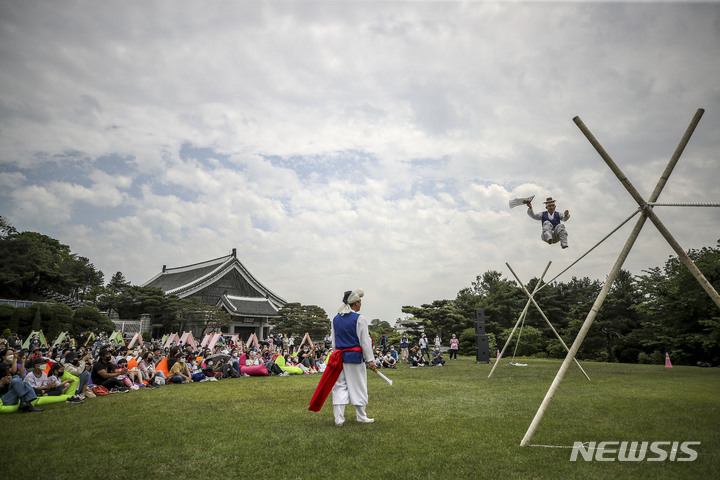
[20, 402, 44, 413]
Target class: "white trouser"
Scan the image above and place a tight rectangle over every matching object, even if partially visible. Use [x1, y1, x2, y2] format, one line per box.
[332, 363, 369, 423]
[541, 221, 568, 246]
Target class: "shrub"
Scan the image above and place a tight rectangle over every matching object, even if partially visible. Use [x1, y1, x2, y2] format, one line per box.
[458, 328, 496, 357]
[498, 325, 545, 357]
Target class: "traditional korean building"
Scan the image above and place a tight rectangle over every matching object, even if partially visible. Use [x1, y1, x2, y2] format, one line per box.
[142, 248, 286, 340]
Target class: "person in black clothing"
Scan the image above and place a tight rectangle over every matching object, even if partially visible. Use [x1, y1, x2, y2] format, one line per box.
[91, 349, 127, 390]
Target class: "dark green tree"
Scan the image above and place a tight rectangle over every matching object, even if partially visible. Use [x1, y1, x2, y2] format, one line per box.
[635, 242, 720, 365]
[0, 220, 104, 302]
[474, 271, 524, 334]
[402, 299, 466, 341]
[107, 272, 130, 294]
[498, 325, 545, 357]
[73, 305, 105, 333]
[272, 302, 331, 340]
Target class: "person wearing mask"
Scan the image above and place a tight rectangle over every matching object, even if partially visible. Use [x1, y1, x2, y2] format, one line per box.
[91, 348, 128, 391]
[400, 334, 409, 363]
[46, 363, 84, 403]
[229, 348, 242, 373]
[168, 353, 191, 383]
[137, 351, 157, 386]
[382, 351, 397, 369]
[419, 334, 430, 362]
[63, 351, 94, 398]
[431, 346, 445, 366]
[0, 348, 42, 412]
[448, 334, 459, 360]
[299, 344, 317, 372]
[24, 358, 56, 396]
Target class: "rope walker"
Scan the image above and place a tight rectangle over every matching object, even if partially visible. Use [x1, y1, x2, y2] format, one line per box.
[534, 207, 641, 294]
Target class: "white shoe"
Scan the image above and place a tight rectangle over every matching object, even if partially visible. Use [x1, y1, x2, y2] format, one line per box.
[335, 422, 344, 427]
[355, 405, 373, 423]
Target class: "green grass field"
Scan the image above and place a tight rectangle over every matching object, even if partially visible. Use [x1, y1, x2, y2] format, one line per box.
[4, 357, 719, 480]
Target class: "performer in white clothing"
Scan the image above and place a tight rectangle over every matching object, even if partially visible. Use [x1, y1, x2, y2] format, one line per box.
[525, 197, 570, 248]
[331, 289, 377, 426]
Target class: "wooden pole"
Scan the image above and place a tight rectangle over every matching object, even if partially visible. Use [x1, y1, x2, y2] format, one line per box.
[506, 263, 591, 381]
[488, 262, 551, 379]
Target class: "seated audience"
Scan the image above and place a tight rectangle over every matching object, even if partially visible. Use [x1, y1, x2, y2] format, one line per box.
[116, 358, 141, 390]
[91, 349, 128, 391]
[432, 346, 445, 366]
[63, 352, 94, 398]
[24, 358, 55, 396]
[1, 348, 42, 412]
[299, 345, 317, 372]
[137, 351, 157, 386]
[47, 363, 84, 403]
[168, 353, 191, 383]
[382, 352, 397, 369]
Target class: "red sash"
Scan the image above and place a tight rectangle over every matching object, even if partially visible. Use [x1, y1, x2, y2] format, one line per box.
[308, 346, 362, 412]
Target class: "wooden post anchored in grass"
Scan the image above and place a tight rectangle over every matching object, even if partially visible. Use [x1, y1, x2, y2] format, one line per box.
[488, 261, 551, 379]
[506, 262, 591, 382]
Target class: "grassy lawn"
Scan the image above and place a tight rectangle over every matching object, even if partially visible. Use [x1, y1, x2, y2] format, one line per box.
[4, 357, 719, 480]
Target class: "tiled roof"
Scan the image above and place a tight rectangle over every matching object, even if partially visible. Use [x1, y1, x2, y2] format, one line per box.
[142, 251, 286, 313]
[144, 255, 229, 292]
[221, 295, 281, 317]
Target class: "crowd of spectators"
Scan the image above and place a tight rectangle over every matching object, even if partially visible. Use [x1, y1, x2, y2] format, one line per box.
[1, 329, 457, 413]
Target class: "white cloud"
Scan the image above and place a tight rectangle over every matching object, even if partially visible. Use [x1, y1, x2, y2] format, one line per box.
[1, 1, 719, 323]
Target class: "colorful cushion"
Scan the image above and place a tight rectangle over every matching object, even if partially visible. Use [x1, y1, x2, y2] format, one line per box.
[155, 357, 170, 378]
[273, 354, 303, 375]
[239, 353, 269, 376]
[0, 371, 79, 412]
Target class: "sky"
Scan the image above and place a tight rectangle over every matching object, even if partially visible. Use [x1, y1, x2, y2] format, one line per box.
[1, 1, 719, 325]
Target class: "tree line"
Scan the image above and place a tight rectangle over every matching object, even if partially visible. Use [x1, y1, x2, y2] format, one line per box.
[401, 241, 720, 366]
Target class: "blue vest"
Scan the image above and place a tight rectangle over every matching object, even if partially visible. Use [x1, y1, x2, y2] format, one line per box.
[542, 211, 561, 228]
[333, 311, 363, 363]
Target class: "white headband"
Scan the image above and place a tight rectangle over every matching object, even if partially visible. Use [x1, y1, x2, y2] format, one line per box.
[338, 288, 364, 314]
